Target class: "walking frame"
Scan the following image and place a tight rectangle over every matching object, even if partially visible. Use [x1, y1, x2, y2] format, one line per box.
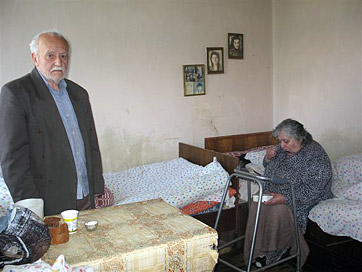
[214, 168, 301, 272]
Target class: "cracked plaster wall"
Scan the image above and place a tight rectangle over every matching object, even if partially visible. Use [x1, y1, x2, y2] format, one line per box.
[1, 0, 361, 172]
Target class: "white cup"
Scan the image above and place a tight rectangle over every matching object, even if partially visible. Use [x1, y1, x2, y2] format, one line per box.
[15, 198, 44, 219]
[61, 210, 79, 233]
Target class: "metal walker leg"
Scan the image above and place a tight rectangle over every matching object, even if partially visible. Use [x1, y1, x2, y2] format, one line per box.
[214, 169, 301, 272]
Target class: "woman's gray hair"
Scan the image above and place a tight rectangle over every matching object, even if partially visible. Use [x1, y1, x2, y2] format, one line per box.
[29, 30, 70, 59]
[272, 118, 313, 144]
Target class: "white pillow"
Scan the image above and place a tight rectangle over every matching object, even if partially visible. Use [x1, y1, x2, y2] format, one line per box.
[343, 182, 362, 200]
[331, 153, 362, 199]
[333, 153, 362, 183]
[245, 150, 266, 166]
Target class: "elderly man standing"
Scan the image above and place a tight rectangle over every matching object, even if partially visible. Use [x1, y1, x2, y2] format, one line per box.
[0, 30, 104, 216]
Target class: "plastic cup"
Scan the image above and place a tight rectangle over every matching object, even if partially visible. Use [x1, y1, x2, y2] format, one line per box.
[15, 198, 44, 219]
[61, 210, 79, 233]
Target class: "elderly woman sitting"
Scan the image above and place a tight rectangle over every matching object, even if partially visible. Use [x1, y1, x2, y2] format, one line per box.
[244, 118, 333, 268]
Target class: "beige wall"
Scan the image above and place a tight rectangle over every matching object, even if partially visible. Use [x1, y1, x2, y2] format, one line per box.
[1, 0, 361, 172]
[273, 0, 362, 160]
[0, 0, 273, 172]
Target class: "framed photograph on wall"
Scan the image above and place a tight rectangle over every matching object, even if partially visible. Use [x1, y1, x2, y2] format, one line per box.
[228, 33, 243, 59]
[183, 64, 206, 96]
[207, 47, 224, 74]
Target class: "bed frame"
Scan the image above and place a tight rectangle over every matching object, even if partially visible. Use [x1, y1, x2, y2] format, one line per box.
[179, 131, 278, 243]
[204, 131, 278, 153]
[179, 142, 244, 242]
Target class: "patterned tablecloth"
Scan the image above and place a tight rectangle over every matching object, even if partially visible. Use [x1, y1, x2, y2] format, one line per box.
[42, 199, 218, 271]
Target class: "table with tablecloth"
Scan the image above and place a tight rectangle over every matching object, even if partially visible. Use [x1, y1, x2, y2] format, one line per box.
[42, 198, 218, 271]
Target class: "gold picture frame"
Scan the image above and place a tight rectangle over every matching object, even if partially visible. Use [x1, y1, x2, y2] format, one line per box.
[183, 64, 206, 96]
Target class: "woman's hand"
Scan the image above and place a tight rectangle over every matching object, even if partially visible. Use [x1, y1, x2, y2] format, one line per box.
[264, 193, 285, 205]
[265, 146, 277, 162]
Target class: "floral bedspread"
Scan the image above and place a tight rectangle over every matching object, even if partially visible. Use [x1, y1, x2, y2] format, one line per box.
[308, 153, 362, 241]
[103, 158, 230, 208]
[0, 158, 231, 217]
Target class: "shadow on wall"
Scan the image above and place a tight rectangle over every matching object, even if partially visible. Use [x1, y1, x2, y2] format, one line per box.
[320, 128, 362, 161]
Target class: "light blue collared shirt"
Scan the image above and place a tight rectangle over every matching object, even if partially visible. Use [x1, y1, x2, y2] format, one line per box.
[38, 71, 90, 199]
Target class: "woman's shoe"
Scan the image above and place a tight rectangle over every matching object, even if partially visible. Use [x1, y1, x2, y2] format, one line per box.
[255, 256, 266, 268]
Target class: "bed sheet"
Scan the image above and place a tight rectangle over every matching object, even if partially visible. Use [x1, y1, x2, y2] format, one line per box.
[1, 158, 231, 217]
[308, 153, 362, 241]
[103, 157, 230, 208]
[308, 198, 362, 241]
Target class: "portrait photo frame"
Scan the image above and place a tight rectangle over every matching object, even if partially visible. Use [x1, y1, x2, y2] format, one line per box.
[228, 33, 243, 59]
[183, 64, 206, 97]
[207, 47, 224, 74]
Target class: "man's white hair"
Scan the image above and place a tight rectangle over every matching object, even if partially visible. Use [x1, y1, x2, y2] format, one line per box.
[29, 30, 71, 59]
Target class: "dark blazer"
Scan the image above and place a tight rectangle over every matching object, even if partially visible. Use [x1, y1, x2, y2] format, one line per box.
[0, 68, 104, 216]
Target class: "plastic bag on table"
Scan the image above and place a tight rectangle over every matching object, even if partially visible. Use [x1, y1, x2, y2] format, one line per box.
[0, 206, 51, 268]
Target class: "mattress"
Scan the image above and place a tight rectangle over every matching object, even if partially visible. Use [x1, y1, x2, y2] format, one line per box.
[103, 157, 231, 208]
[42, 199, 218, 271]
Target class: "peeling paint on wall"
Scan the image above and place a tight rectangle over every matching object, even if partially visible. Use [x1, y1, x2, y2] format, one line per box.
[192, 101, 220, 142]
[209, 120, 220, 135]
[98, 127, 180, 172]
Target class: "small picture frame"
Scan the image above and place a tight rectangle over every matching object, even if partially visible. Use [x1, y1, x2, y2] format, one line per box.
[228, 33, 243, 59]
[207, 47, 224, 74]
[183, 64, 206, 96]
